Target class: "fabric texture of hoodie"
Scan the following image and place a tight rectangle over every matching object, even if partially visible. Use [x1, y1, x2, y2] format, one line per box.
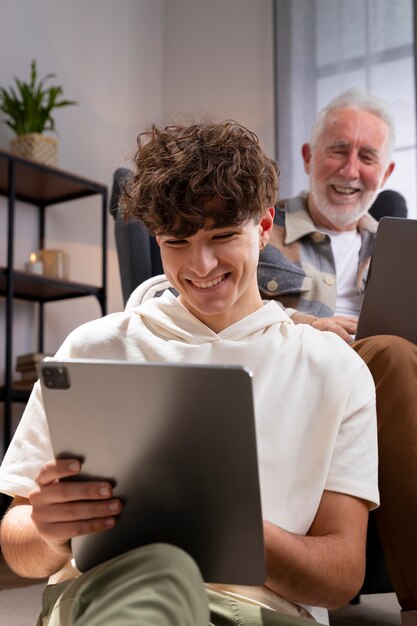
[0, 274, 378, 622]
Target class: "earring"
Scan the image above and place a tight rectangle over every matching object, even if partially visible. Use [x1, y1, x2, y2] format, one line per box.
[260, 241, 265, 252]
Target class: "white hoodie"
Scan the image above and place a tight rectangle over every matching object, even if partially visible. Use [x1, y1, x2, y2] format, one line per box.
[0, 275, 378, 622]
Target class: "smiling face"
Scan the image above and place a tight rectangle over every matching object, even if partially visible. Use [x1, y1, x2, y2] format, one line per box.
[303, 107, 395, 231]
[157, 203, 274, 333]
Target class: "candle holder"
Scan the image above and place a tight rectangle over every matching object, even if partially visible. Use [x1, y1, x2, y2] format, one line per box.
[39, 249, 70, 280]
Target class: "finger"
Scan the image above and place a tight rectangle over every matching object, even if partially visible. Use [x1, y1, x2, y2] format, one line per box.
[30, 480, 114, 506]
[313, 320, 353, 343]
[31, 497, 122, 549]
[334, 318, 358, 333]
[330, 324, 355, 344]
[33, 497, 121, 524]
[35, 515, 118, 547]
[334, 316, 358, 323]
[45, 515, 118, 540]
[338, 323, 356, 335]
[36, 459, 82, 486]
[335, 328, 354, 344]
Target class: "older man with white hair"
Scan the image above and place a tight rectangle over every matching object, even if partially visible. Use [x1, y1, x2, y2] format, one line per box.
[258, 89, 417, 626]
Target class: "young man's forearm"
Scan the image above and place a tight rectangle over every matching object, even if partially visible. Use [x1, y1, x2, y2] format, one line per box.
[0, 499, 69, 579]
[263, 521, 365, 610]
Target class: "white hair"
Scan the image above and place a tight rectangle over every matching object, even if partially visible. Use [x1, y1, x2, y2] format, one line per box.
[310, 89, 395, 162]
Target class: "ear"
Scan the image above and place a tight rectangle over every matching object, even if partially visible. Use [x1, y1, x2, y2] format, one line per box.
[259, 206, 274, 246]
[156, 235, 161, 247]
[301, 143, 312, 174]
[381, 161, 395, 187]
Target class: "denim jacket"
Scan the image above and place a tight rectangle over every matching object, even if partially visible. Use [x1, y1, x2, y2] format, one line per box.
[257, 194, 377, 317]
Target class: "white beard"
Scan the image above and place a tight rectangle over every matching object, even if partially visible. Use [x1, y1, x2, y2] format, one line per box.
[310, 176, 379, 230]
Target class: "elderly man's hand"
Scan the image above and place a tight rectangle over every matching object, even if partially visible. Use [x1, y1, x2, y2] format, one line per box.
[291, 312, 357, 344]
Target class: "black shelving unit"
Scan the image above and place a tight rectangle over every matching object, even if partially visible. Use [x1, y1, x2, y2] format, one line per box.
[0, 149, 108, 452]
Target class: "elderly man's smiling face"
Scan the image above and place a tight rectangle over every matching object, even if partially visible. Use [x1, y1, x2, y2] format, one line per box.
[302, 107, 395, 231]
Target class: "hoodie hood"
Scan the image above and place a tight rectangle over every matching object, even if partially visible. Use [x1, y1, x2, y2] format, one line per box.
[125, 274, 293, 345]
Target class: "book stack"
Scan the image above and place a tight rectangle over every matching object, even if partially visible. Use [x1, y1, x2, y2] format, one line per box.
[14, 352, 53, 391]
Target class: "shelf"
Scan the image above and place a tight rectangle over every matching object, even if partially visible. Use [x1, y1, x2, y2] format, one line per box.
[0, 268, 103, 303]
[0, 387, 31, 403]
[0, 149, 107, 206]
[1, 149, 108, 452]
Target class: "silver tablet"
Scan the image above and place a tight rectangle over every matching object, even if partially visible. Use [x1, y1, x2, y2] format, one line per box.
[356, 217, 417, 343]
[39, 359, 266, 585]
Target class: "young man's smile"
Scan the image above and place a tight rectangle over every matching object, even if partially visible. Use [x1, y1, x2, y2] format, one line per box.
[157, 207, 274, 333]
[188, 272, 229, 290]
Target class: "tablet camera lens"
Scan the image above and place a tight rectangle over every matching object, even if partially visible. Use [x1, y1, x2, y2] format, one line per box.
[42, 366, 71, 390]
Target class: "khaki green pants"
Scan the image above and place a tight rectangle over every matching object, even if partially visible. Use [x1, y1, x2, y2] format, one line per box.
[36, 544, 317, 626]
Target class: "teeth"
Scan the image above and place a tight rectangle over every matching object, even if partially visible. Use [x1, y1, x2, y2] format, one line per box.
[192, 275, 225, 289]
[333, 185, 358, 195]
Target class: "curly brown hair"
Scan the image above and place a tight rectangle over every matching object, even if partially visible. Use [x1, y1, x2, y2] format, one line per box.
[121, 120, 279, 237]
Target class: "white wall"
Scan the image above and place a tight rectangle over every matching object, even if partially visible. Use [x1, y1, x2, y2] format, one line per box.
[0, 0, 165, 439]
[162, 0, 274, 156]
[0, 0, 274, 442]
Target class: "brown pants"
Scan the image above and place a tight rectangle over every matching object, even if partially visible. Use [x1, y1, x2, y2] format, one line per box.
[352, 335, 417, 611]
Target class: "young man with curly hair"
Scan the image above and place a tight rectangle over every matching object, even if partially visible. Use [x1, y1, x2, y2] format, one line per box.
[0, 121, 378, 626]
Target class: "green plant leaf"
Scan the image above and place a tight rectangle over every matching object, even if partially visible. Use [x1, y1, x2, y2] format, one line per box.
[0, 59, 77, 135]
[55, 99, 78, 107]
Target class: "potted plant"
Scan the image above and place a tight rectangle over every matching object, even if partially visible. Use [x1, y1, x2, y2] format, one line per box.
[0, 60, 77, 167]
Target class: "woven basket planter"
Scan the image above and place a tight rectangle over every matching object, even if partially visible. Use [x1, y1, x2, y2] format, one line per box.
[10, 133, 59, 168]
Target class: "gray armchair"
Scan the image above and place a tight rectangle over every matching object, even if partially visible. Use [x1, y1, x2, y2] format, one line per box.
[110, 168, 163, 305]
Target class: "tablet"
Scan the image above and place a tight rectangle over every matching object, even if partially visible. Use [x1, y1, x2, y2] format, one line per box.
[39, 359, 266, 585]
[356, 217, 417, 343]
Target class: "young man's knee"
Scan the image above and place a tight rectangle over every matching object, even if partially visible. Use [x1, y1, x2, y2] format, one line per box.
[63, 545, 208, 626]
[138, 543, 203, 579]
[111, 543, 204, 585]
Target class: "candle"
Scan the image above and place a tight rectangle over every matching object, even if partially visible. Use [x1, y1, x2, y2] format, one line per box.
[24, 252, 44, 275]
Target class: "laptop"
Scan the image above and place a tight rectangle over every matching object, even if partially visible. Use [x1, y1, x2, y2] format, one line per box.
[356, 216, 417, 343]
[39, 359, 266, 585]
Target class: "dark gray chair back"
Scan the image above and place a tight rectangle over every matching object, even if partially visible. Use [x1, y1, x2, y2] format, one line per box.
[369, 189, 408, 222]
[110, 168, 163, 305]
